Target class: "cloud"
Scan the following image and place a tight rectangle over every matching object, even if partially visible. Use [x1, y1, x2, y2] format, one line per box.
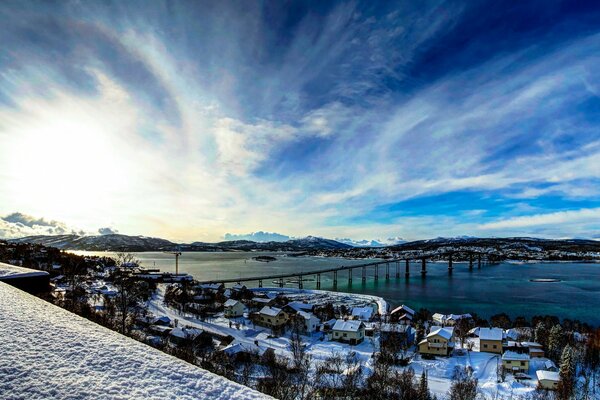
[0, 212, 73, 238]
[223, 231, 291, 242]
[479, 208, 600, 230]
[98, 227, 119, 235]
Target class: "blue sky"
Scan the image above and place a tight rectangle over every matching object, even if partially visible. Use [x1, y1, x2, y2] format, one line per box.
[1, 0, 599, 242]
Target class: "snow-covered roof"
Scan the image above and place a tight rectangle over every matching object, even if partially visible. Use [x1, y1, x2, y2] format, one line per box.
[224, 299, 240, 307]
[390, 304, 414, 315]
[428, 327, 453, 340]
[297, 310, 318, 321]
[521, 341, 542, 348]
[351, 306, 374, 321]
[479, 327, 503, 341]
[536, 370, 560, 382]
[252, 297, 272, 303]
[285, 301, 313, 312]
[502, 351, 530, 361]
[332, 319, 363, 332]
[0, 262, 49, 279]
[0, 282, 268, 400]
[259, 306, 283, 317]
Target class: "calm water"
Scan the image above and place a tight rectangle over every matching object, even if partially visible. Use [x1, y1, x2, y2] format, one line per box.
[74, 251, 600, 325]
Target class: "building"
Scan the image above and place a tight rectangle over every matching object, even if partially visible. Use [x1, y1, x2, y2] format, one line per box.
[331, 320, 365, 345]
[223, 299, 245, 318]
[295, 310, 321, 334]
[256, 306, 289, 329]
[351, 306, 374, 321]
[502, 351, 530, 373]
[522, 342, 545, 358]
[432, 313, 447, 325]
[418, 327, 454, 356]
[380, 323, 415, 346]
[536, 370, 560, 390]
[479, 327, 504, 354]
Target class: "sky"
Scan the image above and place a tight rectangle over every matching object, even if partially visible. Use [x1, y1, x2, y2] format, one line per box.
[1, 0, 599, 243]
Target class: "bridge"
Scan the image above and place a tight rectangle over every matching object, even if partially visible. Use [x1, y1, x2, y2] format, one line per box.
[195, 251, 490, 290]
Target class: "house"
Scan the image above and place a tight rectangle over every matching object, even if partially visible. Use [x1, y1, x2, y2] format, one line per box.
[169, 327, 203, 345]
[446, 314, 472, 326]
[256, 306, 289, 329]
[390, 304, 415, 323]
[331, 320, 365, 345]
[502, 351, 530, 373]
[380, 324, 415, 346]
[283, 301, 314, 314]
[478, 327, 504, 354]
[351, 306, 374, 321]
[223, 299, 245, 318]
[295, 310, 320, 334]
[536, 370, 560, 390]
[249, 297, 274, 310]
[432, 313, 447, 326]
[418, 327, 454, 356]
[522, 342, 545, 358]
[153, 316, 172, 326]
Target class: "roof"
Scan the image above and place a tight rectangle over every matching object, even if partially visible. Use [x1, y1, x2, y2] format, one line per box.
[259, 306, 283, 317]
[390, 304, 415, 315]
[332, 319, 364, 332]
[479, 327, 503, 341]
[502, 351, 530, 361]
[428, 327, 453, 340]
[536, 370, 560, 382]
[297, 310, 319, 321]
[0, 262, 49, 280]
[0, 282, 268, 400]
[285, 301, 313, 312]
[351, 306, 374, 320]
[224, 299, 240, 307]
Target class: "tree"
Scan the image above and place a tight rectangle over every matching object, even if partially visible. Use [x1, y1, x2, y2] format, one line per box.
[557, 345, 576, 400]
[417, 371, 432, 400]
[448, 367, 478, 400]
[535, 322, 549, 348]
[454, 317, 473, 349]
[490, 313, 512, 330]
[548, 325, 566, 362]
[111, 271, 148, 334]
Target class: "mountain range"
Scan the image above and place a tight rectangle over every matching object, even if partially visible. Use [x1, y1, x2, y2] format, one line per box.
[7, 234, 353, 252]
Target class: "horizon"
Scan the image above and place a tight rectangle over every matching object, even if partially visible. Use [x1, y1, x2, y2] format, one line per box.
[2, 1, 600, 243]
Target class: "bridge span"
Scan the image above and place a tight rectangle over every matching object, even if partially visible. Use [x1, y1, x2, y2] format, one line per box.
[195, 251, 489, 290]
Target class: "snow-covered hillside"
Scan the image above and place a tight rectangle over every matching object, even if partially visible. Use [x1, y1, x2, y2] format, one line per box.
[0, 282, 270, 400]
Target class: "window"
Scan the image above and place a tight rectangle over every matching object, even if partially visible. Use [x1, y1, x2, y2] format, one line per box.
[493, 345, 497, 349]
[484, 344, 488, 348]
[520, 361, 525, 366]
[343, 333, 347, 337]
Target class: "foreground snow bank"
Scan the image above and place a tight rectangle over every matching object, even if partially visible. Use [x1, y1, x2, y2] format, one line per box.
[0, 282, 270, 400]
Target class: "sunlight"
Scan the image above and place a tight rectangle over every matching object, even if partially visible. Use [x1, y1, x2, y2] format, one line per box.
[1, 96, 134, 223]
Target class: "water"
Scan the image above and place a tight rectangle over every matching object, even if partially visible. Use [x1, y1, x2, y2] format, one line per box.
[74, 251, 600, 325]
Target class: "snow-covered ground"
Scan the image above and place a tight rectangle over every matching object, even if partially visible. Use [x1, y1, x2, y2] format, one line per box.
[0, 282, 270, 400]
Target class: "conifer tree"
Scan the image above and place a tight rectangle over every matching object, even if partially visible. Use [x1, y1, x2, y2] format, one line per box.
[548, 324, 565, 362]
[557, 345, 576, 400]
[417, 371, 431, 400]
[534, 322, 548, 348]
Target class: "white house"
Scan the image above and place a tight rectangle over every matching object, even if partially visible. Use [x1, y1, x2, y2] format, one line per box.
[331, 320, 365, 345]
[536, 370, 560, 390]
[296, 310, 320, 334]
[223, 299, 245, 318]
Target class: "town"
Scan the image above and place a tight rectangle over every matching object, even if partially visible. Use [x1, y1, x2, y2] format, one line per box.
[1, 240, 598, 400]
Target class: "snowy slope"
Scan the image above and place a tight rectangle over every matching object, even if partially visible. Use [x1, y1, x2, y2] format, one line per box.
[0, 282, 270, 400]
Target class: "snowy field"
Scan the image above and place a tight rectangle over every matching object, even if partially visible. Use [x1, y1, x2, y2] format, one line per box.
[0, 282, 270, 400]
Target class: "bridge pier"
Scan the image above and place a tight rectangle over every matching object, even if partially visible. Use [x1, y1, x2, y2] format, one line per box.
[448, 254, 453, 274]
[396, 261, 400, 278]
[478, 254, 482, 269]
[385, 262, 390, 280]
[374, 264, 379, 281]
[405, 259, 410, 277]
[421, 258, 427, 276]
[362, 266, 366, 283]
[348, 268, 352, 285]
[278, 278, 284, 288]
[298, 275, 303, 289]
[469, 253, 473, 270]
[258, 279, 263, 288]
[316, 273, 321, 289]
[333, 271, 338, 289]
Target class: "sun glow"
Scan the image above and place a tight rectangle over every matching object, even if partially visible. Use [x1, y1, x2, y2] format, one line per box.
[1, 92, 137, 227]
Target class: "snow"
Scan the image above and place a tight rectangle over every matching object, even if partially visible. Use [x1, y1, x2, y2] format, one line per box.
[0, 261, 49, 279]
[224, 299, 240, 307]
[0, 282, 270, 400]
[259, 306, 283, 317]
[502, 351, 530, 361]
[536, 370, 559, 381]
[428, 326, 454, 340]
[332, 319, 363, 332]
[478, 327, 503, 341]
